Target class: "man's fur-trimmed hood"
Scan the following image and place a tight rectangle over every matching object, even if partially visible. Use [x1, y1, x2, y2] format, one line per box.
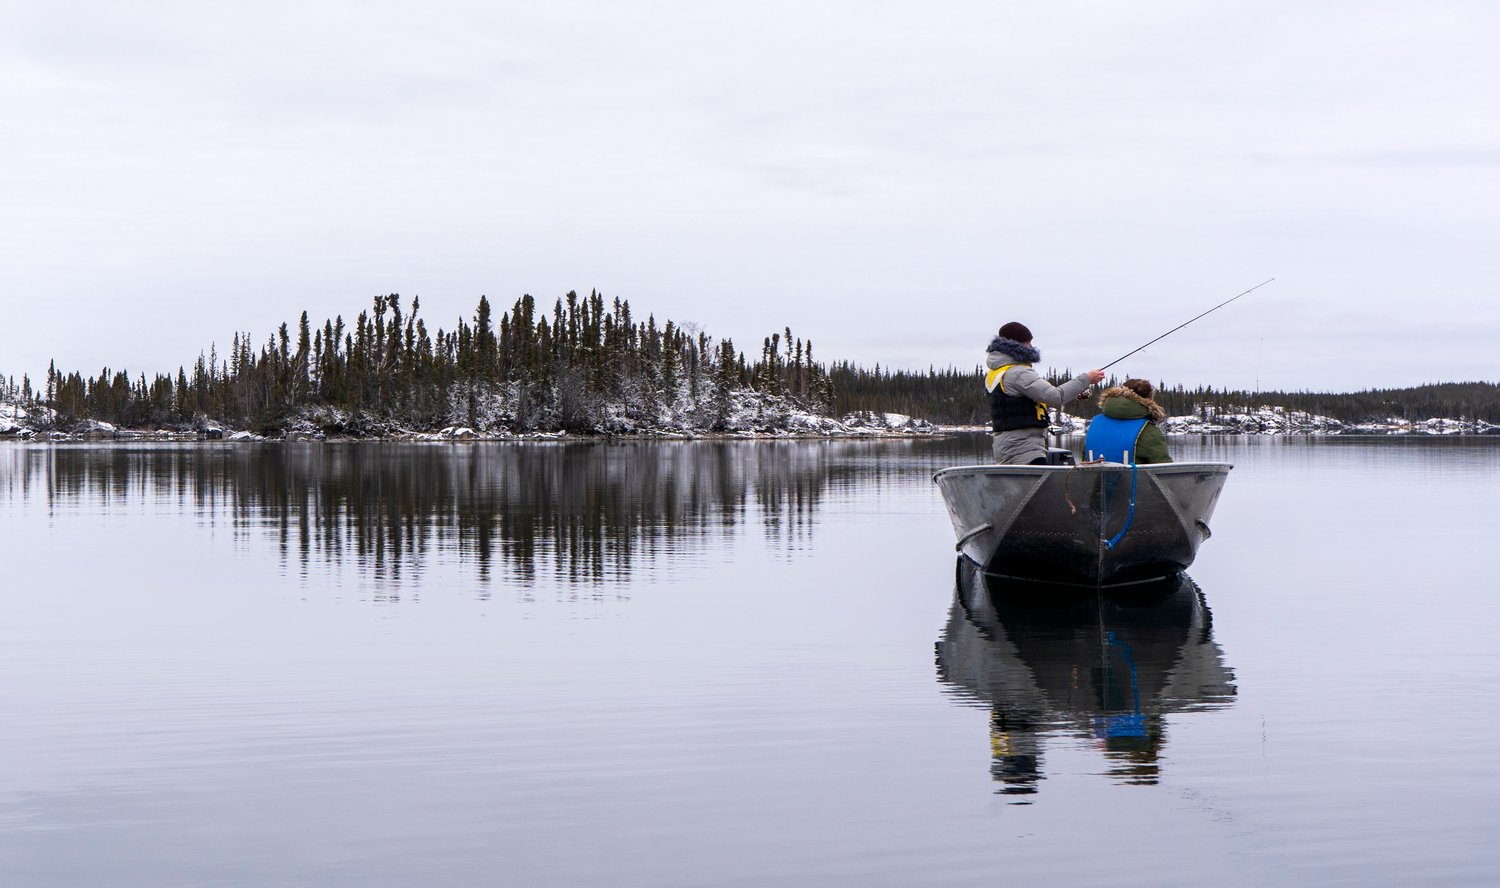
[985, 337, 1041, 369]
[1098, 385, 1166, 422]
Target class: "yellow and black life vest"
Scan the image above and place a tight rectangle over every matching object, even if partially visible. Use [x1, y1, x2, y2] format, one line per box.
[985, 363, 1049, 432]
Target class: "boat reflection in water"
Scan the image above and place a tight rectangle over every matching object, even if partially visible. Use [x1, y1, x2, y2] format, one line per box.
[935, 561, 1236, 798]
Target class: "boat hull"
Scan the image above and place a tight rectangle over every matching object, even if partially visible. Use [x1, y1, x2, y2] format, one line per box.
[933, 462, 1231, 586]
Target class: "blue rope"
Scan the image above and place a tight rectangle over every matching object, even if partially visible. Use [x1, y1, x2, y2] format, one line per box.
[1104, 462, 1138, 550]
[1096, 631, 1146, 738]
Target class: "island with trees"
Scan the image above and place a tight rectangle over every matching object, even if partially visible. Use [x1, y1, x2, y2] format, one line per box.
[1, 291, 1497, 440]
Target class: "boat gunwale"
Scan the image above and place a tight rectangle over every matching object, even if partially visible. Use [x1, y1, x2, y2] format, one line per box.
[933, 462, 1233, 483]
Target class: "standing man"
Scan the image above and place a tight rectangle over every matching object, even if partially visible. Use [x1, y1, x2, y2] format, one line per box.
[985, 321, 1106, 465]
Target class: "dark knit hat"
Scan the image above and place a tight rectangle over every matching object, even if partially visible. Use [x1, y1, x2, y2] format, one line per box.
[998, 321, 1033, 343]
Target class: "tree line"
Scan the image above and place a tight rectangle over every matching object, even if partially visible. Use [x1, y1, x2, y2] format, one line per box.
[5, 291, 833, 433]
[4, 293, 1497, 432]
[828, 366, 1500, 424]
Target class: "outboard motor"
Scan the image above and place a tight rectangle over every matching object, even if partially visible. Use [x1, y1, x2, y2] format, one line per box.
[1045, 448, 1076, 466]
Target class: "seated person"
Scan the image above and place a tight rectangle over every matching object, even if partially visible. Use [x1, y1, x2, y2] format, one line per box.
[1084, 378, 1172, 464]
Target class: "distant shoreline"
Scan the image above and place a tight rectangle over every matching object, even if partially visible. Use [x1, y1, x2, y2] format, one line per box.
[5, 400, 1498, 443]
[6, 426, 1500, 445]
[2, 430, 942, 444]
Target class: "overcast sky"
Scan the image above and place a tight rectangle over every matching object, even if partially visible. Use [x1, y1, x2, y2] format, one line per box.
[3, 1, 1497, 394]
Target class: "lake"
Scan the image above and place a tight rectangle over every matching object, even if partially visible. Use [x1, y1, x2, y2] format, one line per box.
[2, 436, 1498, 886]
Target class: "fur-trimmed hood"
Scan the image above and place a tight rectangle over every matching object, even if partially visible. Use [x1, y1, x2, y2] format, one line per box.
[1098, 385, 1166, 422]
[985, 337, 1041, 369]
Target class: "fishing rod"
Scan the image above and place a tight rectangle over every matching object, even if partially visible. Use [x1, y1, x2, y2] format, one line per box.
[1100, 277, 1275, 372]
[1070, 277, 1274, 402]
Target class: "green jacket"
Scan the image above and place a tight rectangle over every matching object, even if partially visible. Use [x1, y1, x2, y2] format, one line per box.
[1098, 388, 1172, 464]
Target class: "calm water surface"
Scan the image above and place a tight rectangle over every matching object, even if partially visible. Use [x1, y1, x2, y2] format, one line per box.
[2, 436, 1498, 886]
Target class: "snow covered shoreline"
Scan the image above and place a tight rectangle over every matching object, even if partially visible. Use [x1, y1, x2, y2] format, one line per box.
[953, 403, 1500, 437]
[4, 399, 1497, 443]
[1154, 403, 1498, 436]
[0, 399, 940, 443]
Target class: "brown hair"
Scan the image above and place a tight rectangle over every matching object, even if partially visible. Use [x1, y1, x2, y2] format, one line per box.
[1123, 378, 1154, 399]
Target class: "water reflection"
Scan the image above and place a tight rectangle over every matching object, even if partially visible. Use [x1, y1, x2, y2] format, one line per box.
[2, 441, 918, 588]
[935, 562, 1236, 798]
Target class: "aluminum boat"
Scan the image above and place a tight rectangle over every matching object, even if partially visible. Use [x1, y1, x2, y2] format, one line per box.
[933, 461, 1232, 586]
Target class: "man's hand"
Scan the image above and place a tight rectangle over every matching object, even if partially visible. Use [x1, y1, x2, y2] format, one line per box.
[1086, 369, 1106, 384]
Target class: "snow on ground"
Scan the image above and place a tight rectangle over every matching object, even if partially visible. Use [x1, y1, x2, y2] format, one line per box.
[0, 401, 35, 437]
[954, 403, 1498, 437]
[1164, 404, 1497, 435]
[2, 393, 1496, 441]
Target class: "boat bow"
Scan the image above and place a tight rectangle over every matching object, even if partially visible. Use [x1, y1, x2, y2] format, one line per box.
[933, 462, 1231, 586]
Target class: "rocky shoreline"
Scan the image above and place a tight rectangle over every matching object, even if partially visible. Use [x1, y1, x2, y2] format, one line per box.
[4, 400, 1498, 443]
[1056, 404, 1500, 436]
[0, 401, 941, 443]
